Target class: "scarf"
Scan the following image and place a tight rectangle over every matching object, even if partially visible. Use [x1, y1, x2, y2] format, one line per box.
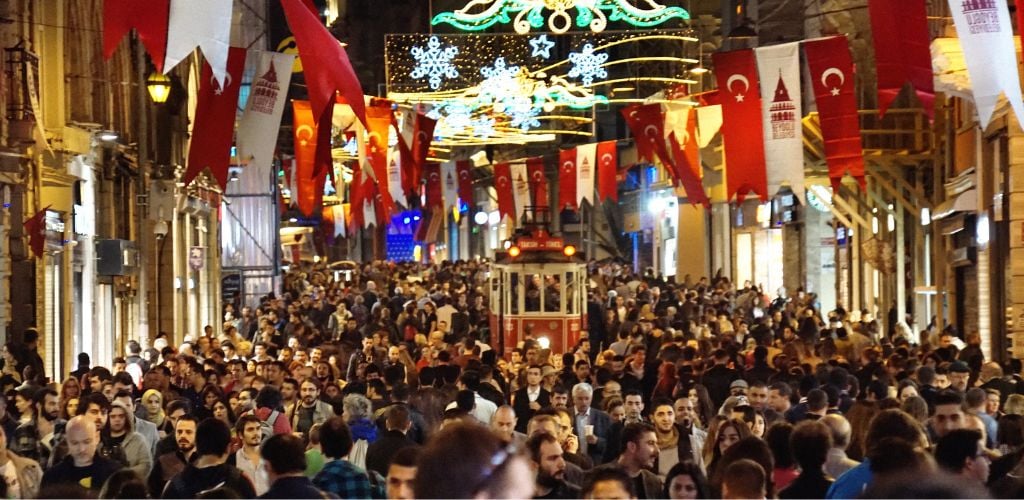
[349, 418, 378, 443]
[656, 426, 679, 450]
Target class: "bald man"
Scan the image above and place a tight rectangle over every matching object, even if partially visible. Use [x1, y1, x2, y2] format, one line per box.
[491, 406, 526, 447]
[41, 416, 122, 493]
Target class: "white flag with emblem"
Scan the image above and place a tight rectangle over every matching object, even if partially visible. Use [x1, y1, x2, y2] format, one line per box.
[510, 162, 531, 219]
[947, 0, 1024, 127]
[164, 0, 233, 86]
[755, 42, 804, 203]
[441, 160, 458, 212]
[388, 154, 407, 208]
[237, 51, 295, 185]
[576, 143, 597, 205]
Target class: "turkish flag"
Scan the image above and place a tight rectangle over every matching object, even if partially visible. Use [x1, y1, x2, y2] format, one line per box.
[596, 141, 618, 202]
[366, 102, 396, 218]
[456, 160, 473, 205]
[558, 149, 577, 211]
[104, 0, 169, 71]
[411, 113, 437, 194]
[423, 162, 442, 210]
[668, 132, 710, 208]
[804, 36, 866, 192]
[493, 162, 516, 221]
[527, 157, 548, 208]
[183, 46, 247, 189]
[280, 0, 367, 127]
[868, 0, 934, 119]
[23, 206, 49, 259]
[622, 103, 672, 165]
[349, 161, 365, 229]
[393, 121, 416, 196]
[292, 100, 320, 217]
[712, 49, 768, 203]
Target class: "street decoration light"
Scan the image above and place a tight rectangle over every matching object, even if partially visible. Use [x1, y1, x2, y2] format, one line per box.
[431, 0, 689, 34]
[146, 72, 172, 104]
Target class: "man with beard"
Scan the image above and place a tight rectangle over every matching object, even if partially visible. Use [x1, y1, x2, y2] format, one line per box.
[527, 432, 579, 499]
[161, 418, 256, 498]
[231, 415, 269, 495]
[99, 401, 150, 476]
[289, 378, 335, 441]
[594, 423, 662, 499]
[147, 415, 197, 495]
[36, 388, 64, 455]
[673, 396, 706, 470]
[113, 391, 157, 455]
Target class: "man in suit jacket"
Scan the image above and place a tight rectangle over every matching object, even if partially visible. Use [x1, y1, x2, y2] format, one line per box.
[512, 365, 549, 434]
[569, 382, 613, 466]
[365, 405, 417, 477]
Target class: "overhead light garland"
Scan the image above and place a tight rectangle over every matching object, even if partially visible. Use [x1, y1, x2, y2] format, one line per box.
[431, 0, 690, 34]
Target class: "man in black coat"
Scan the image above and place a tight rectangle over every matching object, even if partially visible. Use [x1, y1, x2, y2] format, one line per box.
[512, 365, 550, 434]
[260, 434, 327, 499]
[365, 405, 417, 477]
[700, 349, 740, 409]
[161, 419, 255, 498]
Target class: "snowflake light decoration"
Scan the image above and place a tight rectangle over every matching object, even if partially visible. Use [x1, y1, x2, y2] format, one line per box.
[410, 36, 460, 90]
[471, 117, 497, 138]
[479, 57, 522, 101]
[568, 43, 609, 86]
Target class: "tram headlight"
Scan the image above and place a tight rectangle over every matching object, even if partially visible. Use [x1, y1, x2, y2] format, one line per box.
[563, 245, 576, 257]
[537, 336, 551, 349]
[508, 245, 521, 258]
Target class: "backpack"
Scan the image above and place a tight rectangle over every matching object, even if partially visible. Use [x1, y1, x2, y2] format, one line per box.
[259, 410, 281, 443]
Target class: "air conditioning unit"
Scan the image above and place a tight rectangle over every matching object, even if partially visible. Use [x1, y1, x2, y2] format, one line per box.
[96, 239, 138, 276]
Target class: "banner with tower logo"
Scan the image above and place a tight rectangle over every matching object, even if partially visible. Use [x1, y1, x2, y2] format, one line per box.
[754, 42, 804, 203]
[237, 51, 295, 184]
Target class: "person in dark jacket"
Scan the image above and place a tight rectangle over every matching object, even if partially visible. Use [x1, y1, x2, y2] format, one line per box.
[778, 421, 833, 499]
[513, 365, 550, 434]
[161, 418, 256, 498]
[261, 434, 330, 499]
[699, 349, 740, 409]
[41, 416, 122, 493]
[365, 405, 416, 477]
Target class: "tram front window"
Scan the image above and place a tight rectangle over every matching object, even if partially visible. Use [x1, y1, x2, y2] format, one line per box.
[544, 274, 561, 312]
[525, 274, 541, 312]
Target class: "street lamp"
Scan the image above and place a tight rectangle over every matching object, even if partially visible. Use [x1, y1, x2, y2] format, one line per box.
[146, 72, 171, 104]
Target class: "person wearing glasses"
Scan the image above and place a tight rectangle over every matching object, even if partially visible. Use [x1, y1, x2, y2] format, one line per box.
[934, 429, 991, 488]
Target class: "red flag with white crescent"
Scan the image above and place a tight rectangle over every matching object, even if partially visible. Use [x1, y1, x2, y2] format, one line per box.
[558, 149, 577, 211]
[867, 0, 934, 119]
[183, 46, 247, 189]
[411, 113, 437, 194]
[493, 162, 516, 221]
[366, 102, 395, 219]
[526, 157, 547, 209]
[804, 36, 866, 192]
[712, 49, 768, 203]
[104, 0, 169, 71]
[424, 162, 442, 210]
[621, 103, 672, 165]
[596, 141, 618, 202]
[668, 132, 710, 208]
[456, 160, 473, 205]
[291, 100, 320, 217]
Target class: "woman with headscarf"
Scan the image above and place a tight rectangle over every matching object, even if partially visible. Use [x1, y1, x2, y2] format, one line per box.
[139, 389, 166, 437]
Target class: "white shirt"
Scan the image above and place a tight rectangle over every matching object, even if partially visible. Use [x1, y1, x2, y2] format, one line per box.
[2, 460, 20, 499]
[234, 449, 269, 496]
[527, 386, 541, 402]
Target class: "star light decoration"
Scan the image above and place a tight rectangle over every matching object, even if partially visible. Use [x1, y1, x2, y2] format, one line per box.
[529, 34, 556, 59]
[410, 36, 460, 90]
[568, 43, 609, 86]
[431, 0, 690, 34]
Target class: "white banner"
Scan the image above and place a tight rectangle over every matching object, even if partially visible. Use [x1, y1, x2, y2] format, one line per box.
[576, 143, 596, 205]
[441, 160, 458, 212]
[388, 154, 407, 208]
[755, 42, 804, 203]
[164, 0, 233, 86]
[510, 162, 531, 219]
[237, 51, 295, 184]
[696, 105, 722, 148]
[948, 0, 1024, 127]
[333, 204, 346, 238]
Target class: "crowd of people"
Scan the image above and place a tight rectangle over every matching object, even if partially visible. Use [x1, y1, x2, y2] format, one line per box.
[0, 258, 1020, 498]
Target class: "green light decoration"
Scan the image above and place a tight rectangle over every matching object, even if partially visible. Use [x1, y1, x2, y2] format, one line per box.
[431, 0, 690, 34]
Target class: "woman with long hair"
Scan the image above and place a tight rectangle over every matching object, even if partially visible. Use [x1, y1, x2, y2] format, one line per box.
[1, 343, 24, 383]
[664, 460, 711, 499]
[212, 397, 235, 428]
[61, 397, 79, 421]
[703, 417, 751, 480]
[196, 384, 224, 421]
[60, 377, 82, 404]
[689, 384, 716, 430]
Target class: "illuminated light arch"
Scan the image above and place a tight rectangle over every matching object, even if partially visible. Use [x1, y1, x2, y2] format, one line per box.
[431, 0, 690, 34]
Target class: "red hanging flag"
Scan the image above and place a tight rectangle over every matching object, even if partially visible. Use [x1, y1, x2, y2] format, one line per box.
[280, 0, 367, 127]
[804, 36, 867, 192]
[712, 49, 768, 203]
[622, 103, 673, 165]
[292, 100, 321, 217]
[596, 141, 618, 202]
[493, 162, 516, 221]
[668, 132, 710, 208]
[411, 113, 437, 194]
[456, 160, 474, 205]
[393, 120, 416, 196]
[558, 149, 577, 211]
[23, 206, 49, 259]
[526, 157, 548, 208]
[349, 161, 365, 230]
[867, 0, 934, 119]
[104, 0, 170, 71]
[183, 46, 247, 189]
[424, 162, 442, 210]
[366, 102, 396, 219]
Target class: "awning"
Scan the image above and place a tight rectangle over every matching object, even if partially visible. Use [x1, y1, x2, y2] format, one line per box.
[933, 188, 977, 220]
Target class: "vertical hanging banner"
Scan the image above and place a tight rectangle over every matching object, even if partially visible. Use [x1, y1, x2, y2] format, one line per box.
[666, 109, 709, 207]
[183, 47, 247, 189]
[104, 0, 170, 71]
[237, 51, 296, 183]
[755, 42, 804, 203]
[596, 141, 619, 202]
[527, 157, 548, 208]
[411, 113, 437, 193]
[291, 100, 320, 217]
[456, 160, 474, 206]
[280, 0, 367, 127]
[350, 120, 369, 229]
[622, 103, 672, 166]
[441, 160, 458, 212]
[712, 49, 768, 203]
[510, 162, 531, 220]
[366, 102, 396, 219]
[423, 162, 443, 211]
[332, 204, 346, 239]
[867, 0, 934, 118]
[558, 149, 577, 211]
[947, 0, 1024, 127]
[493, 162, 516, 222]
[804, 36, 866, 191]
[164, 0, 233, 85]
[387, 155, 408, 208]
[575, 143, 597, 206]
